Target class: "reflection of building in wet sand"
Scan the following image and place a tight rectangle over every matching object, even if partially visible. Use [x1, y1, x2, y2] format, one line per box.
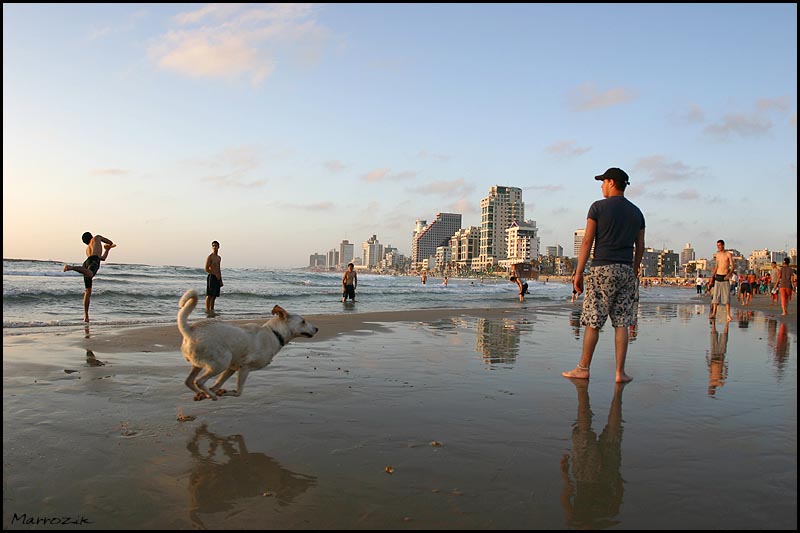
[475, 317, 530, 365]
[187, 424, 316, 528]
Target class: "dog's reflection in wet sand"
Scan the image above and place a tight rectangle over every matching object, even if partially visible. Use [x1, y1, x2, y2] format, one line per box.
[186, 424, 316, 527]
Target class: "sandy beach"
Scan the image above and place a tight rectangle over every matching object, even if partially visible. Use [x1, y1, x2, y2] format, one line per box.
[3, 294, 796, 529]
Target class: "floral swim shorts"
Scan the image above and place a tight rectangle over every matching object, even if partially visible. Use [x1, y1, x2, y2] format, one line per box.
[581, 264, 637, 329]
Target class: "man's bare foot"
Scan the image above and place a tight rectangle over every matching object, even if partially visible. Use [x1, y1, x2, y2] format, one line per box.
[561, 366, 589, 379]
[104, 243, 117, 249]
[616, 372, 633, 383]
[84, 316, 89, 323]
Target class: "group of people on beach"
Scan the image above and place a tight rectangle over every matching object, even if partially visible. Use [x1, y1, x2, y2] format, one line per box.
[63, 165, 793, 385]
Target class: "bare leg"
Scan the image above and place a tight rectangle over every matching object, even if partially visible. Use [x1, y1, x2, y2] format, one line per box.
[64, 264, 93, 277]
[725, 303, 732, 322]
[614, 326, 633, 383]
[83, 287, 92, 322]
[709, 303, 716, 320]
[562, 326, 599, 379]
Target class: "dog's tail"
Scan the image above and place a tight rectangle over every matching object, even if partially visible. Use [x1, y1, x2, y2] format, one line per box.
[178, 289, 198, 339]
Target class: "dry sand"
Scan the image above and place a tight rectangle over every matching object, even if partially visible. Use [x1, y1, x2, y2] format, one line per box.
[3, 296, 796, 529]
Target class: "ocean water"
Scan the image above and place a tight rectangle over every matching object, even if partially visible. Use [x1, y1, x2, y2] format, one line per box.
[3, 258, 692, 329]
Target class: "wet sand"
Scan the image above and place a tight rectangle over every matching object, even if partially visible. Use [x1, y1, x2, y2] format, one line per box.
[3, 297, 796, 529]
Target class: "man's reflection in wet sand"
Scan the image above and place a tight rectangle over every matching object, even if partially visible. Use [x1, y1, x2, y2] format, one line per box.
[187, 423, 316, 528]
[706, 321, 729, 397]
[569, 309, 582, 340]
[560, 380, 626, 529]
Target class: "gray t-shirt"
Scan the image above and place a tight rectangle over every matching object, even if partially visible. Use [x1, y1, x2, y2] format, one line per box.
[587, 196, 645, 266]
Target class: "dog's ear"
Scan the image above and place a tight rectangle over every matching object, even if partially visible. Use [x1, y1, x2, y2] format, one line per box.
[272, 305, 289, 320]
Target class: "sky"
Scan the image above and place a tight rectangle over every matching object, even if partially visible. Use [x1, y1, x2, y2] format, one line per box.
[3, 3, 797, 269]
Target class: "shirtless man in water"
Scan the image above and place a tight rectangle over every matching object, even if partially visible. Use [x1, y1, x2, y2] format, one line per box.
[341, 262, 358, 302]
[709, 239, 734, 322]
[63, 232, 115, 322]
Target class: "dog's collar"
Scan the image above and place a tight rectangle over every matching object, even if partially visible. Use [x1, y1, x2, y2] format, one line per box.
[269, 327, 286, 347]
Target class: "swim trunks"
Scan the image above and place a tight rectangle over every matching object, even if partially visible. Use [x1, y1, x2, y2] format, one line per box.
[343, 284, 356, 301]
[207, 274, 221, 297]
[82, 255, 101, 289]
[581, 264, 637, 329]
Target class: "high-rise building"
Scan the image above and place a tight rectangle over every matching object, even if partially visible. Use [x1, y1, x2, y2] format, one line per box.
[327, 249, 339, 270]
[546, 244, 563, 258]
[339, 240, 354, 267]
[680, 243, 695, 266]
[362, 235, 384, 268]
[504, 220, 540, 266]
[573, 229, 585, 257]
[450, 226, 480, 270]
[308, 253, 326, 268]
[411, 213, 462, 268]
[478, 186, 524, 269]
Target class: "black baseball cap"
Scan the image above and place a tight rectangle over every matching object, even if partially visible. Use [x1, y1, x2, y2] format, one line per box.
[595, 167, 630, 187]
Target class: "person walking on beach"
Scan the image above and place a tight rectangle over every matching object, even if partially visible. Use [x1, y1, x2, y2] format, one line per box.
[63, 231, 116, 322]
[510, 275, 529, 302]
[774, 257, 796, 316]
[342, 262, 358, 302]
[205, 240, 223, 313]
[709, 240, 733, 322]
[562, 168, 645, 383]
[696, 274, 704, 295]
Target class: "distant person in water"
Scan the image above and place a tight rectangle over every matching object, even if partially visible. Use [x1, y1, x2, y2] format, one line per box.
[420, 271, 427, 284]
[510, 276, 529, 302]
[205, 241, 223, 313]
[342, 262, 358, 302]
[63, 231, 116, 322]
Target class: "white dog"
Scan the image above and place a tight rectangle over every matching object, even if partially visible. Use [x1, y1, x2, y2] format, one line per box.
[177, 289, 318, 401]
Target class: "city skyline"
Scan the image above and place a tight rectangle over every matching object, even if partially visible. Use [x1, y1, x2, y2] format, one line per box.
[4, 4, 797, 269]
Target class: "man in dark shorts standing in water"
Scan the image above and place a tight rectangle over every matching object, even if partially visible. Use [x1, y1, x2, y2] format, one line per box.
[562, 168, 645, 383]
[205, 240, 223, 313]
[342, 262, 357, 302]
[63, 231, 116, 322]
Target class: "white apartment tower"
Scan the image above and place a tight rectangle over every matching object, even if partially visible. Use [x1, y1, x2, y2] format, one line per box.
[339, 240, 355, 267]
[504, 220, 540, 265]
[478, 186, 524, 269]
[411, 213, 462, 268]
[362, 235, 384, 268]
[680, 243, 695, 266]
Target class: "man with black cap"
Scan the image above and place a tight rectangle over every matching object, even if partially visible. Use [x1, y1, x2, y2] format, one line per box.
[562, 168, 645, 383]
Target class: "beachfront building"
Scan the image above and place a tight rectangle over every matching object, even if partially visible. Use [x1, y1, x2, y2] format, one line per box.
[435, 245, 453, 273]
[499, 220, 540, 270]
[476, 186, 524, 270]
[309, 253, 326, 268]
[450, 226, 480, 273]
[339, 240, 355, 268]
[411, 213, 462, 270]
[572, 228, 596, 261]
[680, 243, 695, 266]
[362, 235, 384, 269]
[546, 244, 563, 258]
[641, 248, 679, 278]
[327, 249, 339, 270]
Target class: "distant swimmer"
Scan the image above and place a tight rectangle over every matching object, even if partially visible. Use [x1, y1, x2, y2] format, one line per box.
[63, 231, 115, 322]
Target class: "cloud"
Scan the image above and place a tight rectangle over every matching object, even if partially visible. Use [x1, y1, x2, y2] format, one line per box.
[360, 168, 417, 182]
[282, 201, 335, 211]
[683, 103, 705, 124]
[91, 168, 129, 176]
[568, 82, 637, 111]
[545, 140, 591, 158]
[407, 178, 474, 197]
[524, 184, 564, 192]
[704, 113, 773, 139]
[417, 150, 452, 162]
[149, 4, 330, 86]
[324, 160, 346, 173]
[195, 145, 267, 188]
[633, 155, 704, 184]
[756, 96, 790, 113]
[448, 197, 479, 216]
